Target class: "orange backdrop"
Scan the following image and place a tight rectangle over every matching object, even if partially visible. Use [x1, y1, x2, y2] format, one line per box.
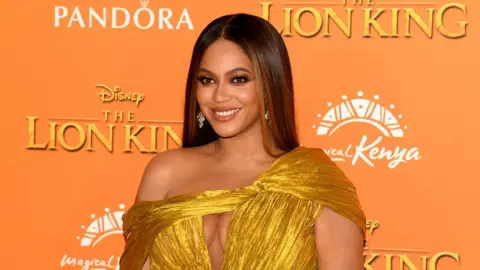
[2, 0, 479, 269]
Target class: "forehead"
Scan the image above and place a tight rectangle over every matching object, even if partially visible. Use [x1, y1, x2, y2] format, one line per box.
[200, 39, 253, 72]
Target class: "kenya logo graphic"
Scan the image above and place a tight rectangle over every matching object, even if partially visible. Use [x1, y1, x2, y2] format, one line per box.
[313, 91, 421, 168]
[60, 204, 126, 270]
[78, 204, 125, 247]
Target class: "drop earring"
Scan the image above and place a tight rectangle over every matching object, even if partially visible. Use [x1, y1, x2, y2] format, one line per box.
[197, 111, 205, 128]
[264, 110, 269, 120]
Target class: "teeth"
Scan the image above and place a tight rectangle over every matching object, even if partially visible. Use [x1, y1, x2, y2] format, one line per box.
[215, 109, 240, 116]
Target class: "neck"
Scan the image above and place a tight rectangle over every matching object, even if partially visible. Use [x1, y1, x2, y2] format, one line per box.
[212, 124, 279, 163]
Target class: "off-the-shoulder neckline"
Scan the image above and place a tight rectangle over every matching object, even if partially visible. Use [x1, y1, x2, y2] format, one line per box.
[130, 146, 309, 207]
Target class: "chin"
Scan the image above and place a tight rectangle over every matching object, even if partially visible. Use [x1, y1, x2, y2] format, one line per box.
[211, 124, 244, 139]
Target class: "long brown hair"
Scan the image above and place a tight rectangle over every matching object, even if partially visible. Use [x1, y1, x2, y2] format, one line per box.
[181, 13, 299, 155]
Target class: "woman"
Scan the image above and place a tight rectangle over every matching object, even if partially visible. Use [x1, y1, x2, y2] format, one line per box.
[120, 13, 366, 270]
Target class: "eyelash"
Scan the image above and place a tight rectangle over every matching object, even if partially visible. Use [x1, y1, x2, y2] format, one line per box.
[197, 74, 250, 85]
[232, 75, 249, 84]
[198, 76, 214, 85]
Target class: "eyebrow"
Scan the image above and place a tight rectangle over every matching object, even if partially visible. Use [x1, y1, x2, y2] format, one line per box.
[198, 67, 252, 76]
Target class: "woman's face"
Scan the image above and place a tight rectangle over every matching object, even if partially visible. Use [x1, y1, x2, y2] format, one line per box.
[196, 39, 261, 138]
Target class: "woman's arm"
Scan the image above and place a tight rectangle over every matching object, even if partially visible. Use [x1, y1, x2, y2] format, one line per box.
[314, 207, 365, 270]
[141, 257, 151, 270]
[133, 151, 178, 270]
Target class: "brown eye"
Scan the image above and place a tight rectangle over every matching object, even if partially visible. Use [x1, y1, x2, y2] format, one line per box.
[232, 75, 248, 84]
[198, 76, 214, 85]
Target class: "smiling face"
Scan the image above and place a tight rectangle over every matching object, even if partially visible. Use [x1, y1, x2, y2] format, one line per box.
[196, 39, 262, 138]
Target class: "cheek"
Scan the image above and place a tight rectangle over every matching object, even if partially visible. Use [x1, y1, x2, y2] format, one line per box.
[236, 86, 259, 107]
[196, 86, 210, 106]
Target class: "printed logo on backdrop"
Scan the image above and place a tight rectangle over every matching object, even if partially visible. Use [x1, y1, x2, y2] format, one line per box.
[364, 219, 460, 269]
[312, 91, 421, 168]
[260, 0, 468, 38]
[26, 84, 183, 153]
[61, 204, 126, 270]
[54, 0, 194, 30]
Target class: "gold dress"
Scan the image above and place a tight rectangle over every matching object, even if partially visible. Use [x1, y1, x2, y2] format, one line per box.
[120, 147, 366, 269]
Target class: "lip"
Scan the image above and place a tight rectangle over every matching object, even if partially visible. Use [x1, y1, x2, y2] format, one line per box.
[209, 107, 242, 122]
[210, 106, 241, 111]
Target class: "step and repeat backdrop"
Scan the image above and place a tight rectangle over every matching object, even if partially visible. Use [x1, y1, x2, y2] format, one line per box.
[2, 0, 479, 269]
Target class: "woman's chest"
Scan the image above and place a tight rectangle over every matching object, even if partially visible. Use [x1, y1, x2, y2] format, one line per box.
[168, 167, 262, 198]
[150, 191, 319, 269]
[202, 211, 233, 269]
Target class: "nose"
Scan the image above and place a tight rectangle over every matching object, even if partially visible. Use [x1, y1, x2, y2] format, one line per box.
[212, 83, 232, 103]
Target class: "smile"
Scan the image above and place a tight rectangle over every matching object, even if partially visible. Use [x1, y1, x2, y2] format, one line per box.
[210, 108, 242, 122]
[215, 109, 241, 116]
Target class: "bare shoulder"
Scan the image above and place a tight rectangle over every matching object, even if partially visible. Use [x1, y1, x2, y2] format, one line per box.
[134, 147, 208, 202]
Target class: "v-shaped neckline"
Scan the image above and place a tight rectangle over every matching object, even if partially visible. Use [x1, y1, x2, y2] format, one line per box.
[187, 146, 304, 269]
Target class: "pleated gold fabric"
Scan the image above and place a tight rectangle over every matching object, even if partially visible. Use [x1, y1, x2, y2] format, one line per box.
[120, 147, 366, 270]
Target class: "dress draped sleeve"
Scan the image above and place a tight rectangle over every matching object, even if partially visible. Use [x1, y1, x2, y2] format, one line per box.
[256, 147, 367, 234]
